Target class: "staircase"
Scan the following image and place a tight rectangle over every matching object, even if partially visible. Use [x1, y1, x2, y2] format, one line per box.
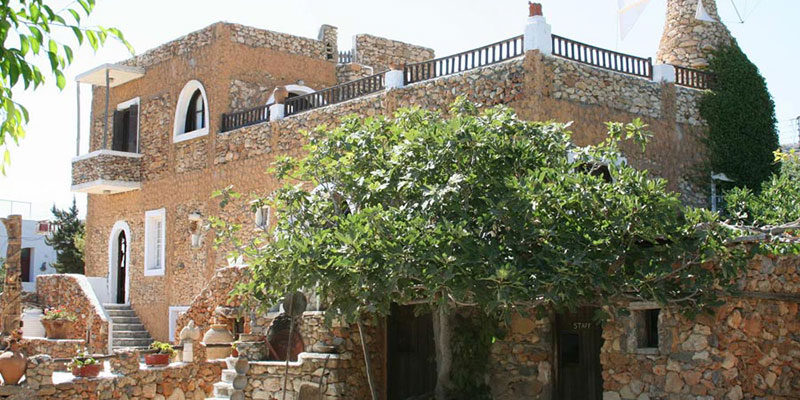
[208, 357, 248, 400]
[104, 304, 153, 350]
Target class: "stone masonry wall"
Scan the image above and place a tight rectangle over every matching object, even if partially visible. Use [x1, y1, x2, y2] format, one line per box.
[173, 266, 248, 342]
[71, 151, 142, 186]
[335, 63, 375, 84]
[19, 338, 85, 360]
[353, 34, 434, 72]
[601, 254, 800, 399]
[36, 274, 109, 353]
[489, 313, 554, 399]
[656, 0, 735, 68]
[84, 21, 338, 342]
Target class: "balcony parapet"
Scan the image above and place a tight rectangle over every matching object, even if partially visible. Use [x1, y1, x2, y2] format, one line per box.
[71, 150, 142, 194]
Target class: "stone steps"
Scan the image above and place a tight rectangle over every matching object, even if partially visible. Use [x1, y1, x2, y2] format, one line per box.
[103, 303, 153, 351]
[207, 358, 248, 400]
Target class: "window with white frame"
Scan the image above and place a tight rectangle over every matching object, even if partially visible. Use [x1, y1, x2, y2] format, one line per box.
[173, 80, 209, 143]
[144, 208, 166, 276]
[168, 306, 189, 342]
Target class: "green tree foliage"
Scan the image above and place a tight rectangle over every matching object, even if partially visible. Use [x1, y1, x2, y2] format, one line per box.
[46, 198, 84, 274]
[726, 151, 800, 226]
[0, 0, 133, 173]
[700, 45, 779, 191]
[215, 100, 747, 398]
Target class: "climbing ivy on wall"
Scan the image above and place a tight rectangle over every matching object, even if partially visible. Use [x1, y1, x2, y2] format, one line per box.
[700, 45, 779, 191]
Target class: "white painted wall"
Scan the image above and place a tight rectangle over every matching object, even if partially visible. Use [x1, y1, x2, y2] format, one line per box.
[87, 276, 110, 305]
[0, 219, 58, 291]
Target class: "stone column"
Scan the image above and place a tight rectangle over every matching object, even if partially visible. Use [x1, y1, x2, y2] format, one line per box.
[1, 215, 23, 336]
[523, 3, 552, 56]
[656, 0, 734, 68]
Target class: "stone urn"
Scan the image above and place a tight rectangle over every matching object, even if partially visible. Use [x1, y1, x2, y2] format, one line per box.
[273, 86, 289, 104]
[0, 345, 26, 385]
[41, 319, 75, 339]
[203, 324, 234, 360]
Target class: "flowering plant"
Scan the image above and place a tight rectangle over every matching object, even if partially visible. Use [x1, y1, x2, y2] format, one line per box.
[42, 308, 77, 321]
[67, 351, 98, 369]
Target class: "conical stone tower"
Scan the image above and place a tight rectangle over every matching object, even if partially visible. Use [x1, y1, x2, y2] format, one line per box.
[656, 0, 734, 68]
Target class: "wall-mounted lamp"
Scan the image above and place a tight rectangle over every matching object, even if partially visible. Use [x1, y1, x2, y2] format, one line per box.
[188, 212, 203, 248]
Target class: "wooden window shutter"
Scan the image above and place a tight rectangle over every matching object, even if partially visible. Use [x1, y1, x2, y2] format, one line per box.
[112, 110, 124, 151]
[127, 104, 139, 152]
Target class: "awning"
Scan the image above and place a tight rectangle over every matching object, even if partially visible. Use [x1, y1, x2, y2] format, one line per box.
[75, 63, 144, 87]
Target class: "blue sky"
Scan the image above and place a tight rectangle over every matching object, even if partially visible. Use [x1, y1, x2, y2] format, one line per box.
[0, 0, 797, 220]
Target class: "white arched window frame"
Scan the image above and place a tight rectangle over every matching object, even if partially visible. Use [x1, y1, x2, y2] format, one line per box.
[173, 80, 210, 143]
[108, 220, 132, 304]
[265, 84, 316, 105]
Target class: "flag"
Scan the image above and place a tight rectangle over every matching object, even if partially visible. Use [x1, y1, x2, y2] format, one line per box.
[696, 0, 716, 22]
[618, 0, 651, 39]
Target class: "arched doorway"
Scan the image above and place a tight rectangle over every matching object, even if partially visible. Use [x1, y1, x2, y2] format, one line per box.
[115, 231, 127, 304]
[108, 221, 131, 304]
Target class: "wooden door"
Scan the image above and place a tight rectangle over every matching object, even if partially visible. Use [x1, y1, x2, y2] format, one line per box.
[20, 248, 31, 283]
[387, 303, 436, 400]
[556, 307, 603, 400]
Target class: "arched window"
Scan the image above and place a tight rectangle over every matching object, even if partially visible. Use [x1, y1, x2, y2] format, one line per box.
[173, 80, 210, 143]
[185, 90, 205, 132]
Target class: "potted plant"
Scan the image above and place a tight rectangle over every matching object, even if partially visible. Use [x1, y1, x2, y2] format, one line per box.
[68, 352, 101, 378]
[231, 342, 239, 358]
[145, 341, 174, 366]
[41, 308, 77, 339]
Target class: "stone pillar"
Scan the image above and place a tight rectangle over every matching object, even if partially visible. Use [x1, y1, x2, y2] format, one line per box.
[652, 64, 677, 83]
[385, 63, 405, 90]
[656, 0, 734, 68]
[318, 24, 338, 62]
[24, 354, 54, 390]
[523, 3, 552, 55]
[110, 349, 140, 374]
[0, 215, 22, 336]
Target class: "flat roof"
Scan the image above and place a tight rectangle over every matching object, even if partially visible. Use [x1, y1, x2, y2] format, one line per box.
[75, 63, 145, 87]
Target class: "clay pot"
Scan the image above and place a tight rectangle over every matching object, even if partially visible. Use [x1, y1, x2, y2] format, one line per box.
[267, 329, 304, 362]
[144, 353, 171, 366]
[0, 349, 26, 385]
[71, 363, 101, 378]
[41, 319, 76, 339]
[203, 324, 233, 360]
[273, 86, 289, 104]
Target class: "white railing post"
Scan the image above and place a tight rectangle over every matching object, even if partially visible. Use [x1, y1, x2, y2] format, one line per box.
[385, 63, 405, 90]
[523, 3, 552, 55]
[652, 64, 677, 83]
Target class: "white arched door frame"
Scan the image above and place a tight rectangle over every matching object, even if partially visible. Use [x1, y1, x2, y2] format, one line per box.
[265, 84, 316, 105]
[108, 220, 132, 304]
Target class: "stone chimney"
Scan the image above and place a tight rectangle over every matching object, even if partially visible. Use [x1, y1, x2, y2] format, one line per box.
[318, 24, 338, 62]
[656, 0, 734, 69]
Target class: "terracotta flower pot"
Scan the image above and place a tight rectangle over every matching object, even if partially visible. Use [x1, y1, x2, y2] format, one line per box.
[42, 319, 76, 339]
[71, 364, 101, 378]
[144, 353, 171, 366]
[0, 349, 27, 385]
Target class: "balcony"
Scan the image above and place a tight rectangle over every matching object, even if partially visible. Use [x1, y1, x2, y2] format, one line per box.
[71, 150, 142, 194]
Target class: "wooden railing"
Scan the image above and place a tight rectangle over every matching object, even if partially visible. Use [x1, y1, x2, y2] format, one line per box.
[339, 50, 353, 64]
[285, 73, 385, 116]
[221, 105, 270, 133]
[404, 35, 524, 85]
[674, 65, 715, 90]
[551, 34, 653, 79]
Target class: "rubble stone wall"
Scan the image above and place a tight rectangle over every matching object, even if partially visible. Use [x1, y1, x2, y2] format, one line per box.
[173, 266, 249, 342]
[71, 151, 142, 186]
[35, 274, 109, 353]
[19, 338, 85, 360]
[601, 254, 800, 399]
[335, 63, 375, 84]
[353, 34, 434, 72]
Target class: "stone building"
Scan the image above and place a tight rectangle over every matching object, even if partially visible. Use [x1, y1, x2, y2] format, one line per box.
[53, 0, 796, 399]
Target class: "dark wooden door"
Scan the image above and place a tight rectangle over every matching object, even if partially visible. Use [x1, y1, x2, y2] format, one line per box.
[116, 231, 127, 304]
[20, 248, 31, 283]
[556, 307, 603, 400]
[387, 304, 436, 400]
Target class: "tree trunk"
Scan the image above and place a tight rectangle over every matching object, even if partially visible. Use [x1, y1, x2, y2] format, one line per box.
[432, 303, 453, 400]
[357, 319, 379, 400]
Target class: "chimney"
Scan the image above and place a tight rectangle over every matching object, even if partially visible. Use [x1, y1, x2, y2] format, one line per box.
[528, 2, 543, 17]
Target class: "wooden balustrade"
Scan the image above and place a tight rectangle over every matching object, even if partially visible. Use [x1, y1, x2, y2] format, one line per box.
[285, 73, 385, 116]
[551, 34, 653, 79]
[674, 65, 715, 90]
[404, 35, 524, 85]
[221, 105, 270, 132]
